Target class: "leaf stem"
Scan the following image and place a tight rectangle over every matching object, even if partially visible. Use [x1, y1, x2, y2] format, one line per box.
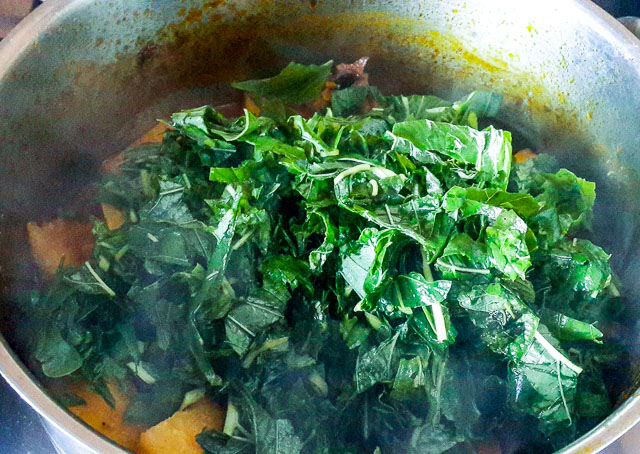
[332, 125, 346, 150]
[420, 249, 433, 282]
[159, 186, 185, 196]
[244, 300, 284, 318]
[334, 163, 371, 184]
[227, 316, 256, 338]
[437, 262, 491, 275]
[223, 402, 239, 435]
[84, 262, 116, 297]
[369, 179, 379, 197]
[431, 302, 448, 342]
[225, 109, 252, 141]
[232, 230, 254, 251]
[385, 205, 395, 225]
[534, 331, 583, 374]
[421, 307, 437, 335]
[557, 360, 573, 426]
[609, 282, 620, 297]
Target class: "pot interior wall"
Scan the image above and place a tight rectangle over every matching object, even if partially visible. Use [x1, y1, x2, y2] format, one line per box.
[1, 0, 640, 451]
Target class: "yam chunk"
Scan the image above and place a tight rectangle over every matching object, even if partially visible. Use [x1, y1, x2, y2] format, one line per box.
[131, 123, 171, 147]
[102, 152, 125, 174]
[244, 94, 261, 116]
[69, 383, 142, 453]
[139, 398, 224, 454]
[27, 219, 94, 276]
[514, 148, 538, 163]
[101, 203, 126, 231]
[102, 122, 171, 174]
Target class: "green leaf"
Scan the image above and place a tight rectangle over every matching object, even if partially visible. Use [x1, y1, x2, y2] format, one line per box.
[385, 94, 453, 122]
[513, 155, 596, 247]
[390, 355, 428, 401]
[188, 188, 243, 386]
[407, 424, 464, 454]
[225, 293, 285, 356]
[390, 119, 512, 189]
[444, 186, 540, 218]
[435, 233, 490, 279]
[457, 282, 582, 434]
[539, 309, 604, 343]
[340, 228, 398, 299]
[336, 191, 454, 264]
[340, 316, 371, 350]
[457, 282, 529, 354]
[224, 255, 309, 356]
[372, 272, 456, 348]
[250, 135, 307, 163]
[123, 380, 183, 426]
[441, 187, 534, 280]
[260, 256, 313, 295]
[232, 61, 333, 105]
[540, 238, 612, 296]
[453, 90, 503, 120]
[197, 431, 253, 454]
[35, 326, 83, 378]
[224, 390, 304, 454]
[287, 115, 334, 156]
[389, 273, 451, 310]
[354, 332, 400, 393]
[304, 210, 337, 272]
[485, 209, 532, 280]
[172, 106, 264, 142]
[127, 280, 184, 350]
[331, 86, 384, 116]
[508, 325, 581, 435]
[440, 357, 481, 435]
[386, 90, 502, 126]
[511, 153, 560, 193]
[209, 161, 258, 183]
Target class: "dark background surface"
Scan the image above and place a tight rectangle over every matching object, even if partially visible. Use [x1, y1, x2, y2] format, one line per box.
[0, 1, 639, 453]
[593, 0, 640, 17]
[0, 378, 54, 453]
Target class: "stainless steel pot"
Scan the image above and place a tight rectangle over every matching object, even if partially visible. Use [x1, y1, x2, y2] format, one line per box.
[1, 0, 640, 452]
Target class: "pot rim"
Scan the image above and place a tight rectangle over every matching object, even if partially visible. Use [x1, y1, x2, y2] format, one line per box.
[1, 1, 639, 453]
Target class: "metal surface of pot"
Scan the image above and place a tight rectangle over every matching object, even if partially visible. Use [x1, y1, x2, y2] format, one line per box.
[1, 1, 640, 453]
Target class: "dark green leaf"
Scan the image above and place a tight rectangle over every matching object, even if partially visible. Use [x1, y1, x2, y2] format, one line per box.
[539, 309, 604, 343]
[407, 424, 464, 454]
[354, 332, 400, 393]
[123, 380, 183, 426]
[232, 61, 333, 105]
[340, 228, 398, 299]
[390, 120, 512, 189]
[390, 355, 428, 401]
[435, 233, 490, 279]
[485, 209, 532, 280]
[35, 326, 83, 378]
[331, 86, 384, 116]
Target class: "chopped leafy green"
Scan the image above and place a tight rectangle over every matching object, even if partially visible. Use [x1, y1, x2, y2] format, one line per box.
[232, 61, 333, 105]
[331, 86, 384, 117]
[35, 325, 83, 378]
[340, 228, 398, 299]
[355, 332, 400, 393]
[390, 120, 512, 189]
[20, 60, 626, 454]
[539, 309, 604, 343]
[435, 233, 490, 279]
[512, 155, 596, 248]
[332, 88, 502, 128]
